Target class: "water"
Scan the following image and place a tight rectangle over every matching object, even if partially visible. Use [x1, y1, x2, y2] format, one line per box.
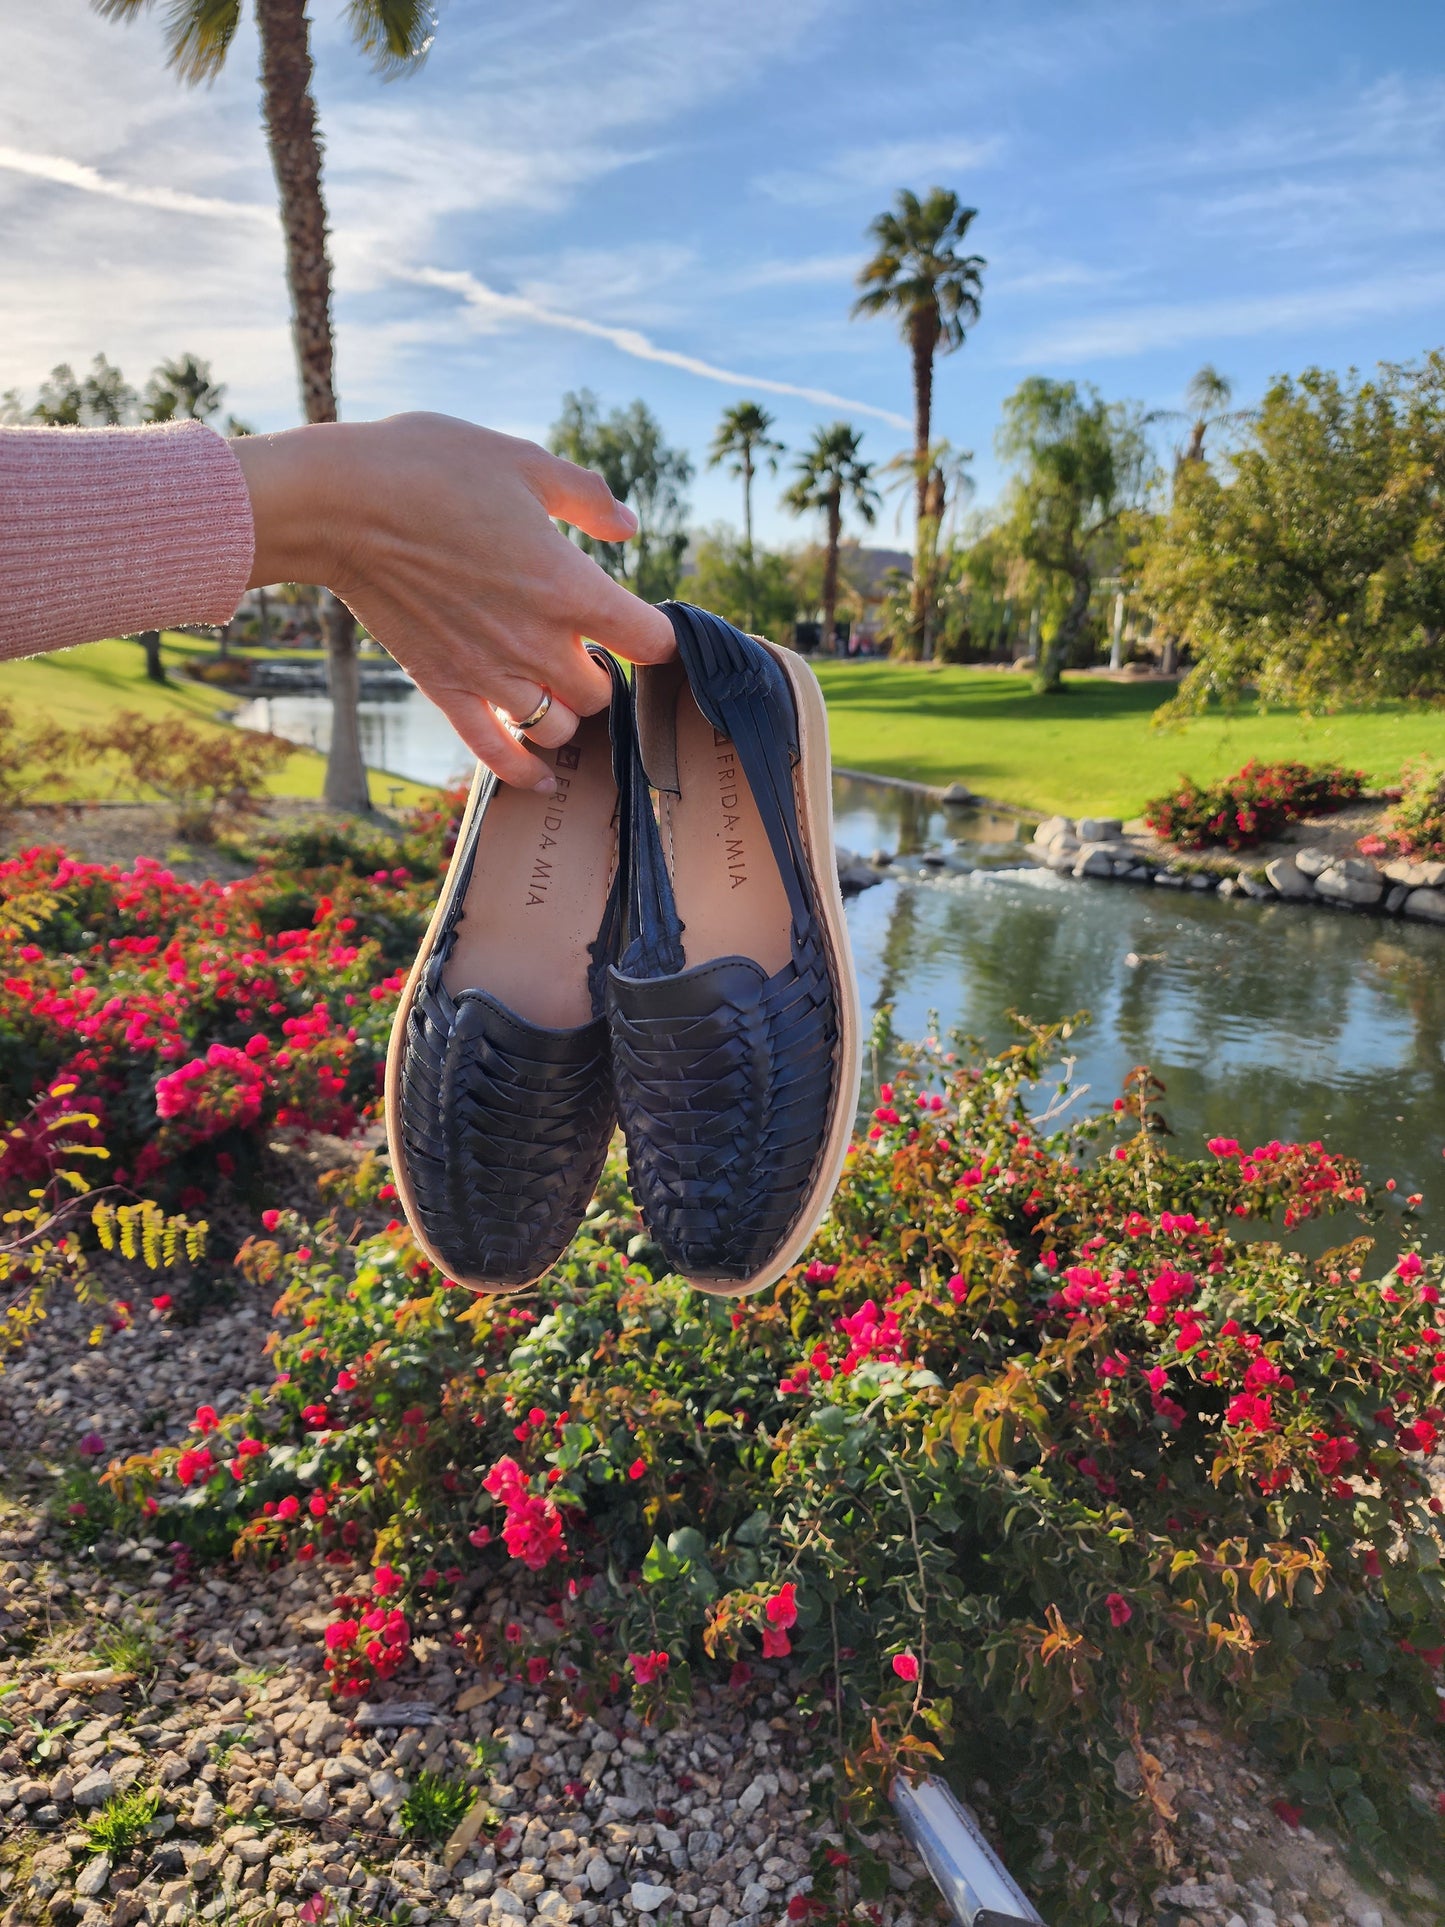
[236, 688, 1445, 1233]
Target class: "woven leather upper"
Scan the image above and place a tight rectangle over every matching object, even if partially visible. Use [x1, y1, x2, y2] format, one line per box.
[608, 606, 840, 1285]
[394, 649, 631, 1290]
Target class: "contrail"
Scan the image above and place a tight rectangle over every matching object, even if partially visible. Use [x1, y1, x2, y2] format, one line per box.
[0, 142, 908, 430]
[405, 265, 910, 429]
[0, 144, 274, 224]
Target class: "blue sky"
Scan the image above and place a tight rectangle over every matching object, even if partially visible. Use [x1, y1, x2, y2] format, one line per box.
[3, 0, 1444, 545]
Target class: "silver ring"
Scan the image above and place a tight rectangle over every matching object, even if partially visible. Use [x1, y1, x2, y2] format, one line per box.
[511, 689, 552, 732]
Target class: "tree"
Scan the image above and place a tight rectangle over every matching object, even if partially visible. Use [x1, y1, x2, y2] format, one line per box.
[686, 526, 798, 643]
[997, 378, 1156, 693]
[1140, 356, 1445, 713]
[29, 356, 135, 426]
[853, 187, 985, 655]
[95, 0, 437, 815]
[708, 401, 784, 558]
[548, 391, 693, 604]
[1167, 364, 1251, 466]
[143, 353, 226, 423]
[783, 423, 878, 655]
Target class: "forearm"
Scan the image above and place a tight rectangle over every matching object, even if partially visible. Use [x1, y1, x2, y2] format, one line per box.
[0, 420, 254, 661]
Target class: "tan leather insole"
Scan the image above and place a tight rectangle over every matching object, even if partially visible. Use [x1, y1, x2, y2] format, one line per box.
[661, 686, 793, 977]
[443, 714, 617, 1029]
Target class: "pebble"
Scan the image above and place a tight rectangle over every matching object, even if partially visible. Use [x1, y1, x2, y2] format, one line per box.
[75, 1855, 113, 1898]
[629, 1882, 673, 1912]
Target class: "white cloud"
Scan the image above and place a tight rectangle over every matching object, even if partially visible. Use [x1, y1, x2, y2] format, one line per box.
[0, 144, 273, 225]
[402, 266, 911, 427]
[753, 135, 1002, 207]
[1013, 270, 1445, 365]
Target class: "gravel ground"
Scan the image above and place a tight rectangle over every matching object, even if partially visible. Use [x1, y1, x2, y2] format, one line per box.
[0, 1243, 1435, 1927]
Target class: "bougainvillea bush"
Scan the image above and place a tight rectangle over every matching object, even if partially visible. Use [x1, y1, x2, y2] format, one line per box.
[1144, 758, 1365, 851]
[1361, 758, 1445, 864]
[103, 1021, 1445, 1920]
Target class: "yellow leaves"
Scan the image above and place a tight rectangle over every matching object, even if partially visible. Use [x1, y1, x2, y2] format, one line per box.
[91, 1199, 206, 1269]
[1038, 1602, 1099, 1671]
[930, 1362, 1049, 1469]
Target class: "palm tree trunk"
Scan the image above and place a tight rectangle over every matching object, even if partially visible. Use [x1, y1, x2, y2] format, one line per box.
[137, 629, 165, 685]
[254, 0, 370, 814]
[822, 494, 842, 656]
[907, 308, 939, 660]
[741, 448, 754, 560]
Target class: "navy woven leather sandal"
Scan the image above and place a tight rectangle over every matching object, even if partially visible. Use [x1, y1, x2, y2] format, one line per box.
[608, 603, 862, 1295]
[385, 648, 633, 1292]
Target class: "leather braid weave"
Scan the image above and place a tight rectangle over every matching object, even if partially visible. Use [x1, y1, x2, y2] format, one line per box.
[393, 646, 630, 1291]
[398, 965, 615, 1289]
[608, 606, 840, 1285]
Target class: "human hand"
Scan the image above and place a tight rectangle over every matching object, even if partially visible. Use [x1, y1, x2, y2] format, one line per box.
[230, 413, 676, 790]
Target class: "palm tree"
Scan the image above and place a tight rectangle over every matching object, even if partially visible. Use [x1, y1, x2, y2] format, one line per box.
[708, 402, 784, 559]
[853, 188, 984, 656]
[783, 424, 877, 656]
[94, 0, 436, 814]
[143, 353, 226, 423]
[1178, 364, 1249, 464]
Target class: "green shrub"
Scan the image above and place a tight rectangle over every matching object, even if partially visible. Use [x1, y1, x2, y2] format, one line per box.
[1381, 758, 1445, 862]
[1144, 758, 1365, 850]
[399, 1769, 474, 1845]
[104, 1023, 1445, 1919]
[86, 1784, 162, 1853]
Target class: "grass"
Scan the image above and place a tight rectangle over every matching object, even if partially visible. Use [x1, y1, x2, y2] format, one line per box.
[0, 634, 434, 806]
[92, 1620, 159, 1678]
[85, 1783, 162, 1854]
[814, 661, 1445, 817]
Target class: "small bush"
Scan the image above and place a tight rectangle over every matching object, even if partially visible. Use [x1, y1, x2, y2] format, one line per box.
[1365, 758, 1445, 863]
[87, 711, 293, 840]
[0, 698, 76, 817]
[399, 1770, 474, 1845]
[1144, 758, 1365, 850]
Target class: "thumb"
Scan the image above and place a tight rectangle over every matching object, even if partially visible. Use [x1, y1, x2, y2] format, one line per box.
[534, 451, 638, 541]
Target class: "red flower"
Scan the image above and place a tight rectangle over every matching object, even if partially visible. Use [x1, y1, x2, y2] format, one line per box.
[891, 1651, 920, 1682]
[765, 1583, 799, 1630]
[262, 1209, 282, 1231]
[760, 1626, 791, 1659]
[1105, 1593, 1132, 1627]
[1271, 1799, 1302, 1829]
[372, 1563, 402, 1596]
[628, 1650, 670, 1684]
[628, 1457, 646, 1480]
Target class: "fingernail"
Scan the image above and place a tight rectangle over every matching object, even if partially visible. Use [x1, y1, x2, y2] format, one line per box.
[615, 501, 638, 534]
[533, 775, 558, 795]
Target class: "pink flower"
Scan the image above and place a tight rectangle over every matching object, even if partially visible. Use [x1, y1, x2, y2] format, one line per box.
[891, 1651, 919, 1682]
[765, 1583, 799, 1630]
[1397, 1252, 1425, 1281]
[194, 1404, 219, 1433]
[1206, 1137, 1240, 1157]
[308, 1492, 328, 1517]
[760, 1626, 791, 1658]
[628, 1650, 670, 1684]
[324, 1618, 359, 1651]
[372, 1564, 402, 1596]
[1105, 1593, 1132, 1627]
[301, 1404, 329, 1429]
[262, 1210, 281, 1231]
[275, 1495, 300, 1520]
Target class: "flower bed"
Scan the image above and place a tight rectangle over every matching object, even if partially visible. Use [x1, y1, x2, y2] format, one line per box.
[1143, 759, 1365, 852]
[1360, 758, 1445, 864]
[93, 1025, 1445, 1920]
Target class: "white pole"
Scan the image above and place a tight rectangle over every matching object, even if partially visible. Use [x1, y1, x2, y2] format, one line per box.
[1109, 591, 1125, 672]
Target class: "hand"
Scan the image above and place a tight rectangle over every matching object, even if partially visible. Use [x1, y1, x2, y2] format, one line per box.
[230, 413, 677, 790]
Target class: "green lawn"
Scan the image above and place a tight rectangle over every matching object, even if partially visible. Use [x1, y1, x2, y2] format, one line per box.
[815, 662, 1445, 817]
[0, 635, 434, 806]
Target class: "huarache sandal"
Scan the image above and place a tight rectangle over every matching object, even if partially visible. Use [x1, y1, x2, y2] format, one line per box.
[385, 647, 632, 1292]
[607, 603, 862, 1295]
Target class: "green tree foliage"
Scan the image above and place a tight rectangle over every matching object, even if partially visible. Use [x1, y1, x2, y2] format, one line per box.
[686, 526, 799, 643]
[784, 423, 878, 655]
[997, 378, 1157, 693]
[142, 352, 226, 422]
[854, 187, 985, 655]
[1142, 357, 1445, 712]
[549, 390, 693, 603]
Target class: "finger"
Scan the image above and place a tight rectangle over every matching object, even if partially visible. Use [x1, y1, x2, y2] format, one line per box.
[494, 681, 580, 751]
[436, 688, 558, 792]
[531, 449, 639, 542]
[558, 550, 677, 664]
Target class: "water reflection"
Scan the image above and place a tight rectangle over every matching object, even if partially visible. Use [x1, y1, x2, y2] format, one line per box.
[235, 691, 1445, 1232]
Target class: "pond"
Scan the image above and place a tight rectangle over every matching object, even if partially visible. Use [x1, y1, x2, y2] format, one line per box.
[235, 688, 1445, 1232]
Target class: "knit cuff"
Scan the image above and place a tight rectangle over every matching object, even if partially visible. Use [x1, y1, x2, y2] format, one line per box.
[0, 419, 256, 661]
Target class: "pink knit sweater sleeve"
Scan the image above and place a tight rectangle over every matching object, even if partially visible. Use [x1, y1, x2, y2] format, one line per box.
[0, 420, 256, 660]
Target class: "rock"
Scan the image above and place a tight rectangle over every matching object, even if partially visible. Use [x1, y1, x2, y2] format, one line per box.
[835, 849, 883, 894]
[585, 1857, 612, 1894]
[737, 1780, 767, 1817]
[1264, 856, 1314, 899]
[190, 1788, 219, 1829]
[71, 1769, 114, 1809]
[353, 1701, 437, 1729]
[1385, 884, 1409, 914]
[1076, 817, 1124, 843]
[1315, 864, 1383, 906]
[1237, 874, 1274, 899]
[1032, 816, 1073, 849]
[1292, 846, 1332, 878]
[938, 782, 974, 805]
[1404, 887, 1445, 924]
[629, 1883, 673, 1913]
[918, 847, 948, 868]
[1384, 857, 1445, 888]
[1216, 875, 1239, 897]
[1073, 844, 1118, 879]
[491, 1892, 526, 1923]
[1155, 872, 1185, 889]
[535, 1896, 572, 1926]
[75, 1856, 112, 1899]
[299, 1784, 331, 1823]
